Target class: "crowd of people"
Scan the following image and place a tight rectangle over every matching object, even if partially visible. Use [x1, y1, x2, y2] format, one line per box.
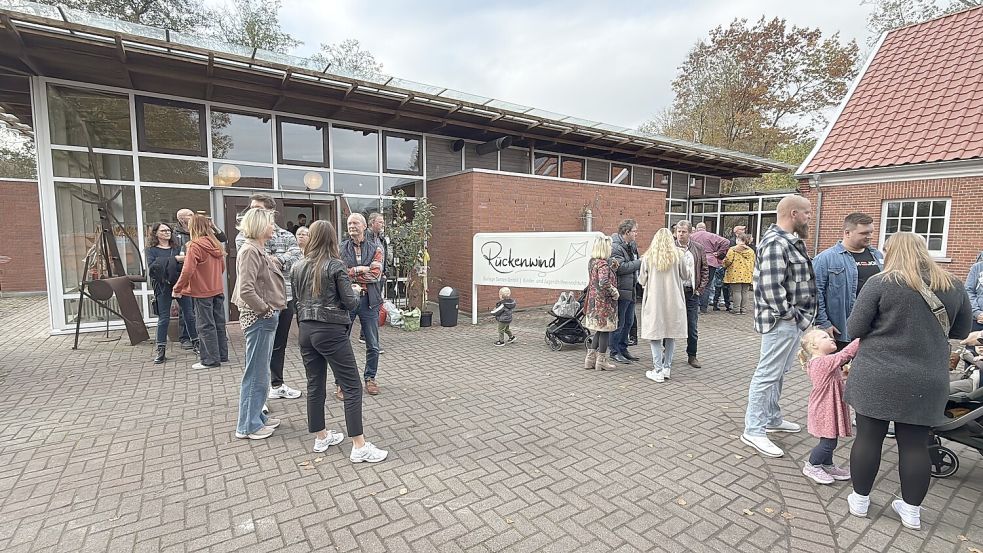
[144, 193, 390, 463]
[583, 195, 976, 531]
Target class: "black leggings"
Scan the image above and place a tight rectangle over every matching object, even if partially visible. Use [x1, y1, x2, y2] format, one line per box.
[298, 320, 363, 438]
[592, 332, 611, 354]
[850, 414, 931, 505]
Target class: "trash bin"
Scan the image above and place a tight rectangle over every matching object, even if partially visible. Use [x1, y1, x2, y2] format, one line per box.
[438, 287, 459, 327]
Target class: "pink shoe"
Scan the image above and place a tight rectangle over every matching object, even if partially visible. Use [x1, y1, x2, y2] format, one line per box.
[823, 464, 851, 481]
[802, 462, 834, 484]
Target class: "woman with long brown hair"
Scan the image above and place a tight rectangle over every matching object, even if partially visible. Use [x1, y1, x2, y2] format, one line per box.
[291, 220, 388, 462]
[173, 214, 228, 370]
[146, 221, 198, 364]
[844, 232, 972, 530]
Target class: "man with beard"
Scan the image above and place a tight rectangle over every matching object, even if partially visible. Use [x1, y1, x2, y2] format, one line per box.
[741, 195, 817, 458]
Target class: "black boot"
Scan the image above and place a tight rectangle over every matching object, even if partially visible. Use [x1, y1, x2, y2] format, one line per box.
[191, 339, 200, 356]
[153, 344, 166, 364]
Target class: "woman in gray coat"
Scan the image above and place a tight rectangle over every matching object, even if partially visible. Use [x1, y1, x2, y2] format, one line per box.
[844, 232, 972, 530]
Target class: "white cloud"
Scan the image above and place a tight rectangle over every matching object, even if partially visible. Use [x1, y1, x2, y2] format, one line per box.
[263, 1, 873, 130]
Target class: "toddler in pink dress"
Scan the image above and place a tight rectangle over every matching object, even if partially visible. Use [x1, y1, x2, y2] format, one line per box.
[798, 330, 860, 485]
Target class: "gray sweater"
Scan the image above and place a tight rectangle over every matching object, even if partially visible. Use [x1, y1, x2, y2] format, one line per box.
[844, 275, 972, 426]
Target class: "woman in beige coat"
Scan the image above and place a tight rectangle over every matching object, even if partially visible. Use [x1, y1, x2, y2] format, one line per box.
[639, 228, 690, 383]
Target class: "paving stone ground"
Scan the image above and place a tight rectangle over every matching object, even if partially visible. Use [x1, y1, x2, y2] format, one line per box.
[0, 295, 981, 553]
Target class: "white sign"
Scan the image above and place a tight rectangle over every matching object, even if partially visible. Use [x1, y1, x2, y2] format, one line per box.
[471, 232, 603, 323]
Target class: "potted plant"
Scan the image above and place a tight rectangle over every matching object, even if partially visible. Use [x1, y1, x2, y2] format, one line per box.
[389, 191, 435, 330]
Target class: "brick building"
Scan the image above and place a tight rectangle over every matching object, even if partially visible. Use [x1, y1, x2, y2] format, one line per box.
[797, 6, 983, 279]
[0, 1, 788, 332]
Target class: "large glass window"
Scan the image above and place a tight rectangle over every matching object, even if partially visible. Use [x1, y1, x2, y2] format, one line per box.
[500, 148, 530, 174]
[212, 163, 273, 189]
[47, 85, 131, 150]
[383, 132, 422, 175]
[533, 153, 558, 176]
[211, 110, 272, 163]
[140, 187, 211, 235]
[332, 125, 379, 172]
[560, 157, 585, 180]
[633, 167, 653, 188]
[586, 159, 609, 182]
[139, 157, 209, 185]
[653, 170, 670, 188]
[341, 197, 380, 223]
[136, 97, 206, 156]
[669, 172, 689, 199]
[383, 177, 423, 198]
[277, 168, 330, 192]
[882, 199, 950, 255]
[52, 151, 133, 180]
[54, 182, 140, 295]
[335, 172, 380, 195]
[611, 164, 631, 185]
[278, 117, 327, 167]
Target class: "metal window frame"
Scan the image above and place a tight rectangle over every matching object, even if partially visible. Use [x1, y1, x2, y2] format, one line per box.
[135, 95, 207, 157]
[275, 115, 328, 168]
[381, 130, 423, 176]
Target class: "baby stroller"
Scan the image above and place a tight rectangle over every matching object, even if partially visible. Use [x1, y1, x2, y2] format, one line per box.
[929, 353, 983, 478]
[545, 288, 591, 351]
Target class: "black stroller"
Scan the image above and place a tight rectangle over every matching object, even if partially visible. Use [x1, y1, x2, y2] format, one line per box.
[545, 288, 591, 351]
[929, 354, 983, 478]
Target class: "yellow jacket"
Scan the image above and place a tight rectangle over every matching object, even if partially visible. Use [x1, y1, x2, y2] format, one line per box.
[723, 245, 755, 284]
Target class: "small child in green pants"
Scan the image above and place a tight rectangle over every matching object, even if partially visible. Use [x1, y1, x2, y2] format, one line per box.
[490, 287, 517, 346]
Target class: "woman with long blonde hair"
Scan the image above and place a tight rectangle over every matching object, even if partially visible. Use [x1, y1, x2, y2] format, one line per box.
[583, 236, 620, 370]
[638, 228, 689, 382]
[173, 214, 227, 369]
[844, 232, 972, 530]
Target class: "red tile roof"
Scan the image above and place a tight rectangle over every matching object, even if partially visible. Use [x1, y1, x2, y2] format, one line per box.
[801, 6, 983, 174]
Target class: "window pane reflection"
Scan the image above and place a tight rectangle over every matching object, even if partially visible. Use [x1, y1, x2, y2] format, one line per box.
[560, 157, 584, 180]
[278, 118, 326, 166]
[332, 125, 379, 172]
[211, 110, 272, 162]
[277, 168, 330, 192]
[137, 97, 205, 155]
[611, 164, 630, 184]
[212, 163, 273, 189]
[384, 132, 422, 174]
[334, 172, 380, 195]
[534, 153, 558, 176]
[340, 197, 380, 224]
[140, 157, 208, 185]
[47, 85, 131, 150]
[383, 177, 422, 197]
[52, 150, 133, 180]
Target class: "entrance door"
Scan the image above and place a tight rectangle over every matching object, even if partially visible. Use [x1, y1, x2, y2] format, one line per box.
[223, 196, 337, 321]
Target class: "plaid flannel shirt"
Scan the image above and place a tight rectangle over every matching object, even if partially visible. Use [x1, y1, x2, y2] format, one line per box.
[235, 225, 302, 300]
[753, 224, 817, 334]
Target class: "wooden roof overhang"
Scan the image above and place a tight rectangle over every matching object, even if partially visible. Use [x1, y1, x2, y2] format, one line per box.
[0, 3, 793, 178]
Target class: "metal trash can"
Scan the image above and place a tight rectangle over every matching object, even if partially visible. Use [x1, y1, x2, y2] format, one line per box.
[438, 286, 459, 327]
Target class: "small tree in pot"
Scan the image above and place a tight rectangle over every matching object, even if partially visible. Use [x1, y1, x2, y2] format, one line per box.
[388, 191, 435, 330]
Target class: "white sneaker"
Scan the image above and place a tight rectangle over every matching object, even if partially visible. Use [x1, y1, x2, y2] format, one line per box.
[264, 417, 281, 429]
[765, 420, 801, 433]
[740, 433, 784, 457]
[663, 366, 671, 379]
[892, 499, 921, 530]
[192, 361, 220, 370]
[235, 426, 275, 440]
[847, 492, 869, 517]
[269, 384, 302, 399]
[350, 442, 389, 463]
[645, 369, 665, 383]
[313, 430, 344, 452]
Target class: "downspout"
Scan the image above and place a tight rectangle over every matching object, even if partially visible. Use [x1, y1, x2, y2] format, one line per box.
[812, 175, 823, 257]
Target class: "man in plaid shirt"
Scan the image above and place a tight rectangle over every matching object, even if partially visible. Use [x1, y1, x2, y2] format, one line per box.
[741, 195, 817, 458]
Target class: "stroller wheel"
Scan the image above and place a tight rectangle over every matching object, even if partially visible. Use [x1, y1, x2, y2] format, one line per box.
[584, 333, 593, 351]
[545, 334, 562, 351]
[929, 445, 959, 478]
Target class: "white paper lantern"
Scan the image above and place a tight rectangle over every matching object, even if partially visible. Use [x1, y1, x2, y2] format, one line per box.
[215, 164, 240, 187]
[303, 171, 323, 190]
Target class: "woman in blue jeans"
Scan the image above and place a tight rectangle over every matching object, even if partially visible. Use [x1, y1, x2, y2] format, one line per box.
[145, 221, 197, 364]
[232, 208, 287, 440]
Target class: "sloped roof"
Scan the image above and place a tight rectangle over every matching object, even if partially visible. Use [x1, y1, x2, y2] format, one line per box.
[800, 6, 983, 175]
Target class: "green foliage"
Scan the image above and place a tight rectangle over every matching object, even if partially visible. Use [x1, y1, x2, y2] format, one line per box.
[389, 191, 434, 310]
[727, 140, 815, 193]
[862, 0, 982, 45]
[0, 130, 37, 179]
[35, 0, 209, 31]
[211, 0, 301, 53]
[311, 39, 385, 80]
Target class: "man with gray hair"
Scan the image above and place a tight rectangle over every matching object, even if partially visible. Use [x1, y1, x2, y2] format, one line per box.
[609, 219, 642, 364]
[340, 212, 385, 397]
[674, 220, 709, 368]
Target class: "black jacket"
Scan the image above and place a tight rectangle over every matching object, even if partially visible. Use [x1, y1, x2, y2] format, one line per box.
[291, 258, 360, 326]
[174, 224, 227, 251]
[610, 233, 642, 301]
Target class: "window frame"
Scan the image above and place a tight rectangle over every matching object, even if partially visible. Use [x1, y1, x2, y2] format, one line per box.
[610, 163, 631, 185]
[331, 123, 380, 173]
[275, 116, 329, 168]
[135, 96, 207, 157]
[209, 107, 273, 163]
[879, 198, 951, 257]
[382, 130, 424, 176]
[559, 155, 586, 180]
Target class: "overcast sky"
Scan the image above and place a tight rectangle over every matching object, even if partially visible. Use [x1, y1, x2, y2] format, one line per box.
[243, 0, 875, 131]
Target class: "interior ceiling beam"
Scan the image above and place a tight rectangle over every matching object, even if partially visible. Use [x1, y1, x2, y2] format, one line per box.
[270, 68, 292, 110]
[114, 35, 134, 88]
[0, 15, 43, 76]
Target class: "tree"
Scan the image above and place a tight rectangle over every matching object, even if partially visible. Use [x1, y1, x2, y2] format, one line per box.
[389, 191, 434, 313]
[34, 0, 209, 32]
[863, 0, 982, 44]
[0, 129, 36, 179]
[311, 39, 385, 80]
[210, 0, 301, 54]
[727, 140, 815, 193]
[646, 17, 859, 159]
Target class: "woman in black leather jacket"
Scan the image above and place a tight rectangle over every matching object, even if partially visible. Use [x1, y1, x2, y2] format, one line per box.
[291, 220, 389, 463]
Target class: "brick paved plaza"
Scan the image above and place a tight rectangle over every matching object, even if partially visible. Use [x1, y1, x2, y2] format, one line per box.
[1, 295, 981, 552]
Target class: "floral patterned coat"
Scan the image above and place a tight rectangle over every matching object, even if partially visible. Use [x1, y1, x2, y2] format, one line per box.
[584, 258, 620, 332]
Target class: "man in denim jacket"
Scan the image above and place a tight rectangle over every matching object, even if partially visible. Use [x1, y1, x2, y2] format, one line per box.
[966, 259, 983, 334]
[813, 212, 883, 350]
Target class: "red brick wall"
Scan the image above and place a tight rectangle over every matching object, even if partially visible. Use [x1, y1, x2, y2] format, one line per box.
[427, 171, 666, 313]
[0, 180, 46, 293]
[799, 176, 983, 279]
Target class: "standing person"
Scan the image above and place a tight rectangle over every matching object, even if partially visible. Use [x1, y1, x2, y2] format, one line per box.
[365, 212, 388, 354]
[231, 208, 287, 440]
[609, 220, 642, 364]
[798, 330, 858, 485]
[340, 213, 384, 398]
[584, 236, 620, 371]
[690, 222, 731, 313]
[173, 209, 226, 349]
[172, 215, 228, 370]
[491, 287, 517, 346]
[296, 226, 310, 250]
[965, 258, 983, 339]
[740, 195, 816, 458]
[674, 221, 709, 368]
[638, 228, 689, 383]
[295, 214, 308, 232]
[723, 233, 755, 315]
[844, 232, 972, 530]
[813, 213, 883, 350]
[291, 220, 388, 462]
[235, 194, 304, 401]
[145, 222, 197, 364]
